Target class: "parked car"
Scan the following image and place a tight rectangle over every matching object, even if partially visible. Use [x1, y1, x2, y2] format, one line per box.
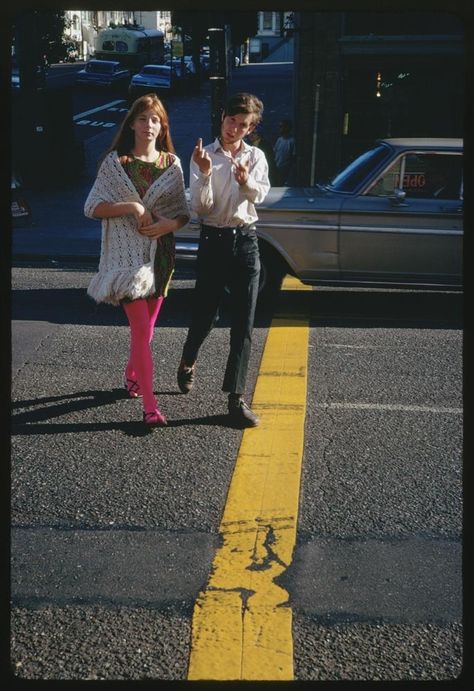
[165, 57, 197, 88]
[128, 64, 172, 99]
[175, 138, 463, 298]
[76, 59, 131, 89]
[11, 174, 31, 227]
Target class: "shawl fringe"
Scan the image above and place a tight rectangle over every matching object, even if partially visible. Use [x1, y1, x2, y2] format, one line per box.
[87, 264, 155, 306]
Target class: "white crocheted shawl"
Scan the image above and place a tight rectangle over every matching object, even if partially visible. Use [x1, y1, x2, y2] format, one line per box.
[85, 151, 189, 305]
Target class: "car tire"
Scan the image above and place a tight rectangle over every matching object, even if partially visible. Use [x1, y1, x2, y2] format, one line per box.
[257, 241, 287, 304]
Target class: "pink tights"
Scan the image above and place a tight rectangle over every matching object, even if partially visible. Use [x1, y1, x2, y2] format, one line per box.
[122, 297, 164, 412]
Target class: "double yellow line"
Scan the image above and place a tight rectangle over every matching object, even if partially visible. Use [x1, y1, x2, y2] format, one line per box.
[188, 276, 312, 681]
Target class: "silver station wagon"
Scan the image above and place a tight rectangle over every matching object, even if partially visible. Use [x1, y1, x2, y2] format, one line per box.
[176, 138, 463, 297]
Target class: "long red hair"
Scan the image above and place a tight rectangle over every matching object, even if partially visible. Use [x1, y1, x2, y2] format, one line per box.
[106, 93, 175, 158]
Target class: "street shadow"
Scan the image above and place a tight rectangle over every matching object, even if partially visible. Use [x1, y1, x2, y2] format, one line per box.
[11, 284, 275, 329]
[11, 388, 239, 438]
[277, 286, 463, 330]
[11, 280, 462, 330]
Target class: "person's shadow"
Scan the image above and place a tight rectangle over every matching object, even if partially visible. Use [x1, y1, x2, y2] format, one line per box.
[11, 389, 233, 437]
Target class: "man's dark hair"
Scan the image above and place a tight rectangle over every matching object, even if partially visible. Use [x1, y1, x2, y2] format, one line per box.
[224, 92, 264, 125]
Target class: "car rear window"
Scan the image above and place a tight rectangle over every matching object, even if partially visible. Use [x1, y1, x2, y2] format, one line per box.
[86, 62, 114, 73]
[142, 66, 169, 76]
[328, 143, 391, 193]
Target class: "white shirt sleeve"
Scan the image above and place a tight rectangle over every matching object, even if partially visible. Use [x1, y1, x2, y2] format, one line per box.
[189, 157, 214, 216]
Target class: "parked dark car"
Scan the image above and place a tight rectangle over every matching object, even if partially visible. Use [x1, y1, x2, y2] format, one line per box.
[76, 59, 131, 89]
[128, 64, 172, 99]
[175, 138, 463, 297]
[11, 174, 31, 227]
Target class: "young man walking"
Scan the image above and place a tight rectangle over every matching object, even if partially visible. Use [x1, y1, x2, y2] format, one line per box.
[177, 92, 270, 427]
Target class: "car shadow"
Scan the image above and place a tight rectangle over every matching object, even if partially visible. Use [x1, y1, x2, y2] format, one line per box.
[11, 284, 275, 329]
[11, 283, 462, 330]
[277, 286, 463, 330]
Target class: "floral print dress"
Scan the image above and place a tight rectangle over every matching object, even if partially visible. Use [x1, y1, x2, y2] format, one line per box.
[122, 151, 176, 297]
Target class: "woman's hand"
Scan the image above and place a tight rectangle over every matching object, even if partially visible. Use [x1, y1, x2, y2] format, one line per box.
[138, 215, 178, 239]
[139, 214, 189, 239]
[130, 202, 154, 227]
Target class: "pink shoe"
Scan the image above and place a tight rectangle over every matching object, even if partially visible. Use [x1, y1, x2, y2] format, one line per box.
[124, 376, 142, 398]
[143, 408, 167, 427]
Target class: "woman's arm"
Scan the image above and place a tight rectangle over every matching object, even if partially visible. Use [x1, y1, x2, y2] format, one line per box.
[93, 201, 153, 227]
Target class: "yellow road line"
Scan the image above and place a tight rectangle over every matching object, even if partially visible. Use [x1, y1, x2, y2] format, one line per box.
[188, 276, 312, 681]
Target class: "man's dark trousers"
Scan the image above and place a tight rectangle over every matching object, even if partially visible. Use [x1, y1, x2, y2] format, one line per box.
[182, 224, 260, 394]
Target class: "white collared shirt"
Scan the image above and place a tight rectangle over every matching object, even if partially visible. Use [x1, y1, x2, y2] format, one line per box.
[189, 138, 270, 227]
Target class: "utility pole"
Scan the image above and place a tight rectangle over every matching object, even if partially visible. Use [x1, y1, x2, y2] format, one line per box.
[13, 10, 84, 187]
[208, 26, 227, 138]
[13, 11, 48, 185]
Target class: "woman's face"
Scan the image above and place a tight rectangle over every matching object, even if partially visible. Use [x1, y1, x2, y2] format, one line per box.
[130, 108, 162, 144]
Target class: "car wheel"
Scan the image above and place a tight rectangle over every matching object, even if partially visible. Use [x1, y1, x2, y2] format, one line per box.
[258, 242, 287, 303]
[222, 241, 287, 304]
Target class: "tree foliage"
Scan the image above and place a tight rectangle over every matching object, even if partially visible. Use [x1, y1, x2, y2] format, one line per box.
[36, 10, 68, 62]
[14, 10, 68, 63]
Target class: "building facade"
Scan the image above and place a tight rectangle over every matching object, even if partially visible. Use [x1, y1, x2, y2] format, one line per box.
[248, 11, 294, 63]
[64, 10, 172, 59]
[292, 11, 464, 184]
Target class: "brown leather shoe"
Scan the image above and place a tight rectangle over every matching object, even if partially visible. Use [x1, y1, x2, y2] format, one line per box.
[228, 395, 259, 428]
[177, 359, 196, 393]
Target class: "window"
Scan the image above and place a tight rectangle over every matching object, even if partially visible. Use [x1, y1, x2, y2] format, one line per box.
[87, 61, 114, 73]
[329, 143, 392, 193]
[116, 40, 128, 53]
[262, 12, 273, 31]
[142, 66, 169, 76]
[367, 152, 463, 199]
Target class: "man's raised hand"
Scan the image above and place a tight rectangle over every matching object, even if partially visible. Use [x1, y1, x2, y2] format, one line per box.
[232, 158, 249, 186]
[192, 137, 212, 176]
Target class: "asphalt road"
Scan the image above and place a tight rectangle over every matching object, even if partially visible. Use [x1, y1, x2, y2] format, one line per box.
[10, 262, 463, 681]
[9, 60, 464, 682]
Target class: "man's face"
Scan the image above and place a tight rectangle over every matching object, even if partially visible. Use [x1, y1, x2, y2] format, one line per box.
[220, 112, 256, 146]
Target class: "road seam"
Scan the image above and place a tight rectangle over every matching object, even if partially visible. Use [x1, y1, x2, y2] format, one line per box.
[316, 402, 462, 413]
[187, 276, 312, 681]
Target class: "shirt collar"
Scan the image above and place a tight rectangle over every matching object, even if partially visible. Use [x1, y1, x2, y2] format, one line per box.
[212, 137, 251, 157]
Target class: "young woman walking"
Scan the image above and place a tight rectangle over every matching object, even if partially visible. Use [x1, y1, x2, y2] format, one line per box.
[85, 94, 189, 426]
